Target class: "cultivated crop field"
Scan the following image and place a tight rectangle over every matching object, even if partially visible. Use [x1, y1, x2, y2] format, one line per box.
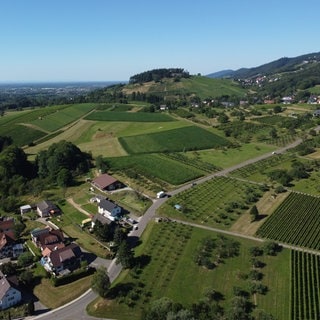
[230, 153, 296, 182]
[157, 176, 264, 228]
[256, 192, 320, 250]
[88, 222, 290, 320]
[291, 251, 320, 320]
[254, 115, 288, 125]
[29, 103, 96, 132]
[0, 103, 95, 146]
[85, 111, 174, 122]
[119, 126, 231, 154]
[106, 153, 205, 186]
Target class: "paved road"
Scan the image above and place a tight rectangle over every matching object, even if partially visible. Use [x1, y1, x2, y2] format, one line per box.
[30, 136, 309, 319]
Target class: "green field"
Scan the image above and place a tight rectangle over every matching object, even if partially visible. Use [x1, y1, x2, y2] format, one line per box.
[290, 251, 320, 320]
[106, 153, 205, 185]
[0, 104, 95, 145]
[183, 143, 275, 169]
[85, 111, 174, 122]
[230, 153, 296, 182]
[256, 192, 320, 250]
[2, 124, 46, 146]
[87, 222, 290, 320]
[30, 103, 96, 132]
[119, 126, 231, 154]
[157, 176, 265, 228]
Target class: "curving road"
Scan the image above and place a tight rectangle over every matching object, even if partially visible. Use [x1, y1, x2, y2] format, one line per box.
[31, 137, 310, 320]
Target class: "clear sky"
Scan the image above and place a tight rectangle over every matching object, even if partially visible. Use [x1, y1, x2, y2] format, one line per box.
[1, 0, 319, 82]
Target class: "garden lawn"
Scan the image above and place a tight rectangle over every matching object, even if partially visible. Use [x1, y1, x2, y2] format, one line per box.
[119, 126, 230, 154]
[87, 222, 290, 320]
[51, 201, 109, 258]
[34, 276, 92, 309]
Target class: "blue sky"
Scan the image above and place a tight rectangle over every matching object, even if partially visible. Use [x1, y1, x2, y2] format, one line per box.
[1, 0, 319, 82]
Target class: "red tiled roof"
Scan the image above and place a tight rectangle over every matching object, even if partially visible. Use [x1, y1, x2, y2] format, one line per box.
[0, 219, 14, 232]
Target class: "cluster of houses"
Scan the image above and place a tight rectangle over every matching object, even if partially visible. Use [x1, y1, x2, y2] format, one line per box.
[0, 173, 126, 311]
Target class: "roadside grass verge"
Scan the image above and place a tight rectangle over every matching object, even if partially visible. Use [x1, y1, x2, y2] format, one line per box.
[119, 126, 231, 154]
[87, 222, 290, 320]
[33, 275, 92, 309]
[157, 176, 265, 228]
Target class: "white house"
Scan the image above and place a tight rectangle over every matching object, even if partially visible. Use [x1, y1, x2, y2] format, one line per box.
[0, 271, 21, 310]
[98, 199, 122, 221]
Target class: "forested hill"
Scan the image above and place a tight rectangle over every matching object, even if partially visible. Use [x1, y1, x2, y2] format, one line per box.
[129, 68, 190, 84]
[207, 51, 320, 79]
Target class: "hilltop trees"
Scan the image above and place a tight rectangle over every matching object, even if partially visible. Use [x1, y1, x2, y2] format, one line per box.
[129, 68, 190, 84]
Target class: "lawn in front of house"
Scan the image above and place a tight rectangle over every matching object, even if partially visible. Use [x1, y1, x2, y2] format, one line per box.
[33, 275, 93, 309]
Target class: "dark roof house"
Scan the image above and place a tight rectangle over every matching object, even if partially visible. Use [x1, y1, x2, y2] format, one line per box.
[92, 174, 124, 191]
[98, 199, 122, 221]
[36, 200, 60, 218]
[41, 243, 83, 275]
[31, 227, 65, 251]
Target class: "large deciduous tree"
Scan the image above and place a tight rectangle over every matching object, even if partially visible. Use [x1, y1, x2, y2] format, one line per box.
[91, 266, 110, 298]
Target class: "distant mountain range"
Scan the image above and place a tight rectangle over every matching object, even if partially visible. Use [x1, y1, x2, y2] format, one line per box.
[207, 52, 320, 79]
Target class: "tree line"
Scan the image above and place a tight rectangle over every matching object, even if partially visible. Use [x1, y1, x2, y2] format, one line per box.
[129, 68, 190, 84]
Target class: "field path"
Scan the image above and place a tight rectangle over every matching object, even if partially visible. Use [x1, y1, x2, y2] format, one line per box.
[67, 197, 92, 217]
[18, 122, 51, 133]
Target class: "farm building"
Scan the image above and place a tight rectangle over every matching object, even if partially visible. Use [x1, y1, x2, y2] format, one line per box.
[36, 200, 60, 218]
[91, 173, 124, 191]
[98, 199, 122, 221]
